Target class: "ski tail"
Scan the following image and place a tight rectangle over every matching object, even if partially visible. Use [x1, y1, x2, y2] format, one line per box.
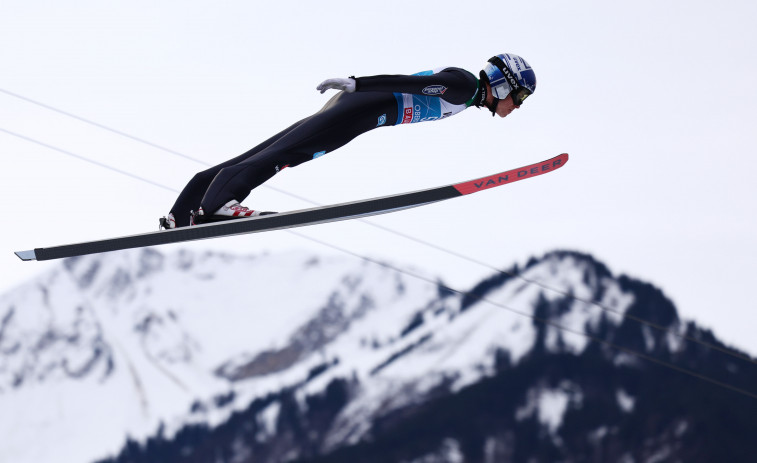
[15, 250, 36, 261]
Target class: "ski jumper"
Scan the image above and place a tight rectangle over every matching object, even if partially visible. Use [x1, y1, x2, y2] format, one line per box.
[168, 67, 483, 227]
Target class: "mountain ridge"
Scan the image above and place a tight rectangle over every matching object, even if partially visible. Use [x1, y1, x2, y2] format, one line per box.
[1, 248, 754, 463]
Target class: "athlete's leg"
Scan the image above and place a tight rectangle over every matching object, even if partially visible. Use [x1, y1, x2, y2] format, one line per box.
[199, 92, 397, 215]
[168, 118, 309, 227]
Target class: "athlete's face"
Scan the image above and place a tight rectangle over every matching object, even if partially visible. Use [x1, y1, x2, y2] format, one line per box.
[495, 96, 519, 118]
[484, 81, 520, 118]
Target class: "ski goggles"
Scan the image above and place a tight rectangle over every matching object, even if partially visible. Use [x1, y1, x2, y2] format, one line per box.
[491, 84, 532, 106]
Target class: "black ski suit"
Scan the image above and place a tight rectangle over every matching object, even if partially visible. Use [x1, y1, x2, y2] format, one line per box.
[168, 67, 483, 227]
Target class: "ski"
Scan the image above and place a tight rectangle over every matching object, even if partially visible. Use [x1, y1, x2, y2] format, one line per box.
[15, 153, 569, 262]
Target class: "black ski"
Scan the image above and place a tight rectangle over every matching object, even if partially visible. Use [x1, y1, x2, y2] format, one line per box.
[15, 153, 568, 261]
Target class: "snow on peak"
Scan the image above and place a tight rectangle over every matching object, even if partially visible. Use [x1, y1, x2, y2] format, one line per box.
[0, 248, 649, 463]
[0, 247, 444, 463]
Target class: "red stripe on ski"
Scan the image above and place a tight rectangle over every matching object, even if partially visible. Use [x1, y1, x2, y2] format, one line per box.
[453, 153, 569, 195]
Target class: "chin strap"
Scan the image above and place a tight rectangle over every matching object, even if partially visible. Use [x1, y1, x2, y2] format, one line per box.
[477, 70, 499, 116]
[487, 97, 500, 116]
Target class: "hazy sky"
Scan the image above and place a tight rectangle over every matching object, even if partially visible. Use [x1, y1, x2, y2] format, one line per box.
[1, 1, 756, 353]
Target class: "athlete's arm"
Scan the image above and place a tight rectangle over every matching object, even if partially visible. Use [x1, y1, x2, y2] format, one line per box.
[353, 68, 478, 105]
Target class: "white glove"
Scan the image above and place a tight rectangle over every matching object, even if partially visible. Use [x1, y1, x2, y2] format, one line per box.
[317, 77, 356, 94]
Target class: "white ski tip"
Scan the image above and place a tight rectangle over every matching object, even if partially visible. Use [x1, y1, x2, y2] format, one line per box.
[14, 250, 37, 261]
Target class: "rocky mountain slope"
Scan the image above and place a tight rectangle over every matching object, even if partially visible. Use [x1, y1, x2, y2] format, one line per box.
[1, 248, 754, 463]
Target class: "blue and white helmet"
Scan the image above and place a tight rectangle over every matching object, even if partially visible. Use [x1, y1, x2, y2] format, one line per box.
[482, 53, 536, 106]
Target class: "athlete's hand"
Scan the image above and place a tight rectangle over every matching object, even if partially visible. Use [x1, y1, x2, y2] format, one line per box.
[317, 77, 356, 94]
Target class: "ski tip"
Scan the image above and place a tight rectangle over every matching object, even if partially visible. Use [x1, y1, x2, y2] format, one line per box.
[14, 250, 37, 261]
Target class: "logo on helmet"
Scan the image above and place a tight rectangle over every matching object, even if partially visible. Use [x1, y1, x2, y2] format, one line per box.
[513, 58, 523, 72]
[500, 66, 520, 90]
[422, 85, 447, 96]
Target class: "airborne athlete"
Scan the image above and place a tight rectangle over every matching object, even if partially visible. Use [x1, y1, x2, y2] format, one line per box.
[160, 53, 537, 229]
[16, 53, 563, 262]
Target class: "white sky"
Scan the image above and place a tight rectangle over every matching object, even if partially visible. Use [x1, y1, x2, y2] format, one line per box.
[1, 1, 756, 353]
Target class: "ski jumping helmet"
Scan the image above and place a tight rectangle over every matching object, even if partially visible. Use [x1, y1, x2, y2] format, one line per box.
[480, 53, 536, 114]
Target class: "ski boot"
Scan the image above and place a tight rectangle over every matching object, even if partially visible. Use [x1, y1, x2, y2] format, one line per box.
[191, 200, 277, 225]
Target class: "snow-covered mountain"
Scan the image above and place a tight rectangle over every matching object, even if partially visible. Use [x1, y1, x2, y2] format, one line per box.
[1, 248, 755, 463]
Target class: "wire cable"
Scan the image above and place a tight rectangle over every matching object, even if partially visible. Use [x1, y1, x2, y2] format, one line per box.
[2, 87, 753, 366]
[0, 88, 757, 376]
[0, 88, 207, 165]
[0, 127, 177, 194]
[9, 85, 744, 366]
[6, 86, 750, 366]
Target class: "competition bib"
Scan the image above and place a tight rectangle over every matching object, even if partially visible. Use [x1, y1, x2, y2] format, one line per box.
[393, 68, 469, 125]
